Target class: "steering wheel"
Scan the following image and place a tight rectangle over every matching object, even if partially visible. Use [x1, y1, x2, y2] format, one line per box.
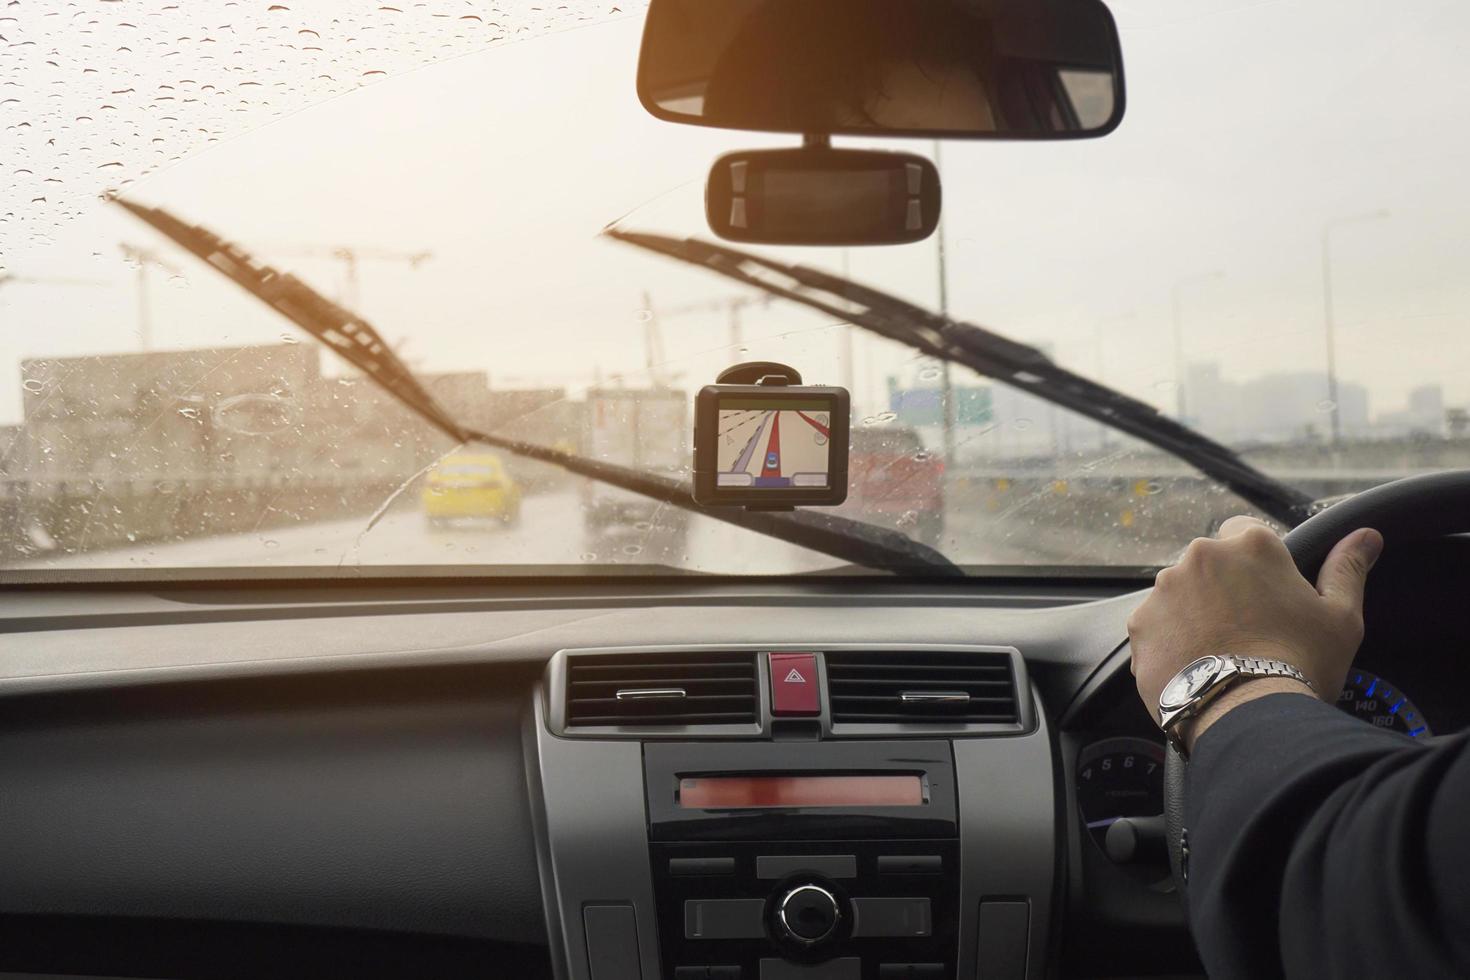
[1163, 470, 1470, 902]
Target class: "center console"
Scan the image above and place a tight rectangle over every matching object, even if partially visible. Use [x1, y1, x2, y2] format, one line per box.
[647, 740, 959, 979]
[526, 645, 1057, 980]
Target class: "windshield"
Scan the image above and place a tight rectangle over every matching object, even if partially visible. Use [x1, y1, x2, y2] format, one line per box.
[4, 0, 1467, 577]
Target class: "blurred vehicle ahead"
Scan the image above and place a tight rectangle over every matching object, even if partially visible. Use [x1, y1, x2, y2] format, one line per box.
[844, 427, 946, 546]
[422, 453, 522, 527]
[582, 387, 690, 536]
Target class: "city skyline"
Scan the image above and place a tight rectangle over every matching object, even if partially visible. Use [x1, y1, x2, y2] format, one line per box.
[4, 1, 1470, 438]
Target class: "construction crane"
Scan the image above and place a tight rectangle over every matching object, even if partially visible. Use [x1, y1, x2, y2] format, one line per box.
[0, 273, 110, 341]
[119, 243, 185, 351]
[256, 244, 432, 308]
[639, 290, 674, 386]
[0, 272, 110, 293]
[651, 293, 775, 366]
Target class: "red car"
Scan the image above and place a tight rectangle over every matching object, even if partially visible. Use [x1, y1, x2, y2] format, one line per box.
[842, 426, 946, 546]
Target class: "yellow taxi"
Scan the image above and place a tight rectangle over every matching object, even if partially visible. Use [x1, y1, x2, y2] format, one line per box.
[421, 453, 521, 526]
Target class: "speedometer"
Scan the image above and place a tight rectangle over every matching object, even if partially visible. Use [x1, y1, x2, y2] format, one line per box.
[1337, 670, 1432, 738]
[1076, 736, 1165, 849]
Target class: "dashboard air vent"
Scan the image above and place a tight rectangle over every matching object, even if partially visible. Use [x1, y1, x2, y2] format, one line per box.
[565, 651, 759, 727]
[825, 651, 1019, 725]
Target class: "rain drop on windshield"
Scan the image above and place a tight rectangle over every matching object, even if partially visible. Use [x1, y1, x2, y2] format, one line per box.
[0, 0, 637, 269]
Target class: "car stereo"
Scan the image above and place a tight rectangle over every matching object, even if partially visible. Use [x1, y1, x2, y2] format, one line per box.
[645, 740, 959, 979]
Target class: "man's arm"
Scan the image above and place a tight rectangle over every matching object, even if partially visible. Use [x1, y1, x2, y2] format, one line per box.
[1185, 692, 1470, 978]
[1127, 515, 1470, 978]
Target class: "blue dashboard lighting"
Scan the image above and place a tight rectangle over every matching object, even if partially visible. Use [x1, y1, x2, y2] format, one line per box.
[1390, 699, 1405, 714]
[1408, 726, 1427, 738]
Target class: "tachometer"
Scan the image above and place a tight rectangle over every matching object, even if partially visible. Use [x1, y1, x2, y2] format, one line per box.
[1337, 670, 1432, 738]
[1076, 736, 1165, 849]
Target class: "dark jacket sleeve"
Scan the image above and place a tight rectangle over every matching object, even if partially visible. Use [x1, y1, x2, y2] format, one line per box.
[1184, 691, 1470, 980]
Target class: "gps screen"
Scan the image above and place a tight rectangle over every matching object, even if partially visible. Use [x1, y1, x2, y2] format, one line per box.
[715, 397, 832, 490]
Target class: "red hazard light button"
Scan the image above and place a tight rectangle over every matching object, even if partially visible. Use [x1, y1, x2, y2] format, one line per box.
[769, 652, 821, 716]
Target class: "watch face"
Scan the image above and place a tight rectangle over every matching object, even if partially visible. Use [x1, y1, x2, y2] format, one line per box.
[1160, 656, 1222, 709]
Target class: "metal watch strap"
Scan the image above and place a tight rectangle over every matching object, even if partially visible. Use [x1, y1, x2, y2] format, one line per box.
[1224, 655, 1312, 688]
[1162, 655, 1313, 759]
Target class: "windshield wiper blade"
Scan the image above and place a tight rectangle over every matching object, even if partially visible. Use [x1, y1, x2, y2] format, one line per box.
[606, 229, 1314, 527]
[113, 199, 962, 577]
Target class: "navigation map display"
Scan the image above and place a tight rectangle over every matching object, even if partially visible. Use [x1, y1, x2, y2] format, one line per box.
[693, 384, 849, 507]
[716, 397, 832, 489]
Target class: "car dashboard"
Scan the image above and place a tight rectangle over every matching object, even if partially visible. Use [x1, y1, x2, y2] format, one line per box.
[1, 541, 1464, 980]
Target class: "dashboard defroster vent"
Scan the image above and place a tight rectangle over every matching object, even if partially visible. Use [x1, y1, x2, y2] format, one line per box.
[564, 651, 759, 727]
[825, 651, 1019, 725]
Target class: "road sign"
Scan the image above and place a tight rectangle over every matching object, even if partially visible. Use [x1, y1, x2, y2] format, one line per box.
[887, 381, 992, 426]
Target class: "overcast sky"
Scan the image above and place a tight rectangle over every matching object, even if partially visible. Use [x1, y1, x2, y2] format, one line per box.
[4, 0, 1470, 431]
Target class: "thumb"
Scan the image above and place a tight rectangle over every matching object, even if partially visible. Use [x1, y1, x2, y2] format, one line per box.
[1316, 527, 1384, 609]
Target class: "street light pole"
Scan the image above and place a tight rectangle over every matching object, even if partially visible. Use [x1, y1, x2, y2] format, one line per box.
[135, 261, 151, 352]
[840, 249, 855, 395]
[1170, 270, 1223, 423]
[1321, 209, 1389, 446]
[120, 243, 184, 352]
[934, 141, 956, 463]
[1093, 311, 1136, 449]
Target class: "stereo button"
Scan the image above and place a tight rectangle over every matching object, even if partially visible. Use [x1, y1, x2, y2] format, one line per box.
[756, 854, 856, 879]
[776, 884, 841, 944]
[850, 897, 932, 938]
[685, 899, 767, 940]
[759, 958, 860, 980]
[876, 854, 942, 875]
[670, 857, 736, 876]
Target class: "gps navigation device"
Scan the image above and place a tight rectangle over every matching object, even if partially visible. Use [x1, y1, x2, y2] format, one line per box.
[693, 363, 849, 508]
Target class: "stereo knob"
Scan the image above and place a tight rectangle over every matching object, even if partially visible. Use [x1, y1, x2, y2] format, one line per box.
[777, 884, 841, 945]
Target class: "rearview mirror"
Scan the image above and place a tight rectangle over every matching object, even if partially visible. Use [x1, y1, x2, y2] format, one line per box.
[707, 148, 940, 246]
[638, 0, 1125, 140]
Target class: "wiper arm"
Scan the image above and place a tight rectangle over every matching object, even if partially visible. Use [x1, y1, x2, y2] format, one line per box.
[113, 199, 962, 577]
[606, 229, 1313, 527]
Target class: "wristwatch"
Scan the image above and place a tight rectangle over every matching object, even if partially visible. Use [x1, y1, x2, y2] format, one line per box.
[1158, 654, 1312, 756]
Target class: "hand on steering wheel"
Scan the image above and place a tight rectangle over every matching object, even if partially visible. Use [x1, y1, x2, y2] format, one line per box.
[1128, 515, 1383, 752]
[1138, 469, 1470, 902]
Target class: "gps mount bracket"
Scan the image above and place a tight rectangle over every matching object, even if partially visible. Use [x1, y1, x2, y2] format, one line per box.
[716, 361, 803, 387]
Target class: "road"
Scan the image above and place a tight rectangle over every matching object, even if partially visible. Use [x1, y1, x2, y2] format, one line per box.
[16, 489, 847, 574]
[15, 479, 1180, 573]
